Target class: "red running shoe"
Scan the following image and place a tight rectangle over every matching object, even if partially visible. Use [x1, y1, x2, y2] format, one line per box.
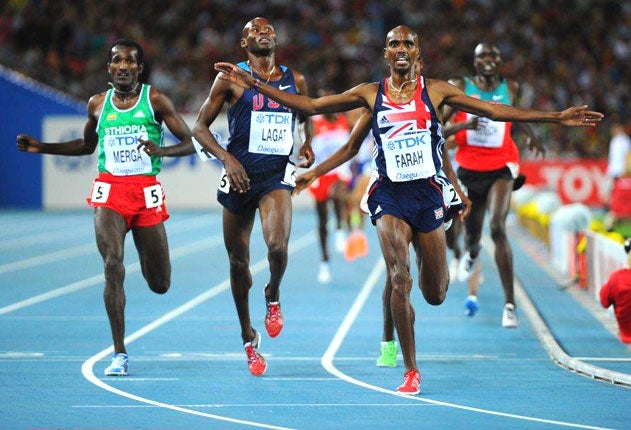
[264, 301, 284, 338]
[244, 330, 267, 376]
[397, 369, 421, 395]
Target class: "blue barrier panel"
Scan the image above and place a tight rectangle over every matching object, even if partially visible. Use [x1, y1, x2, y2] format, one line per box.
[0, 66, 85, 208]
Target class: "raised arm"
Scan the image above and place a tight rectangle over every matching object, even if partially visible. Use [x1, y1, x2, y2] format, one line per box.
[428, 78, 603, 126]
[214, 62, 375, 115]
[294, 109, 372, 194]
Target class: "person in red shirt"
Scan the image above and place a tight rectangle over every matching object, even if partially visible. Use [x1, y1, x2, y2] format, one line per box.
[600, 238, 631, 344]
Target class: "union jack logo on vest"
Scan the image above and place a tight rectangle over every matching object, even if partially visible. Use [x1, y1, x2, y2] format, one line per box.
[434, 207, 444, 220]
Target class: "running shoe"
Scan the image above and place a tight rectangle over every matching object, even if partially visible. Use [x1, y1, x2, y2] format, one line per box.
[502, 303, 519, 328]
[317, 262, 331, 284]
[104, 353, 128, 376]
[264, 301, 284, 338]
[464, 295, 479, 317]
[244, 330, 267, 376]
[397, 369, 421, 395]
[376, 340, 398, 367]
[335, 229, 347, 253]
[457, 251, 479, 282]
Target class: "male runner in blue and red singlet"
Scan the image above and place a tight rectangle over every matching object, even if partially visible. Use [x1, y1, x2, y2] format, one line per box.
[214, 26, 603, 394]
[192, 17, 314, 377]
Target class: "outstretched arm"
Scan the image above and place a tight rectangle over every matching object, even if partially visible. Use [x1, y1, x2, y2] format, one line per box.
[17, 95, 101, 156]
[214, 62, 374, 115]
[429, 79, 604, 126]
[294, 109, 372, 195]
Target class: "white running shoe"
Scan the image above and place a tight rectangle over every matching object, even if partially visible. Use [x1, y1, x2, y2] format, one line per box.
[502, 303, 519, 328]
[457, 251, 479, 283]
[335, 229, 347, 253]
[317, 262, 331, 284]
[104, 353, 128, 376]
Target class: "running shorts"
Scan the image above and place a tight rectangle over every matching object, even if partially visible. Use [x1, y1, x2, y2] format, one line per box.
[86, 172, 169, 229]
[365, 175, 444, 233]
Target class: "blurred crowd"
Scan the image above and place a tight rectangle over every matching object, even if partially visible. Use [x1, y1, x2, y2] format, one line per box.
[1, 0, 630, 158]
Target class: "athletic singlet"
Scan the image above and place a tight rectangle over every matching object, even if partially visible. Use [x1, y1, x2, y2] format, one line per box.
[96, 84, 163, 176]
[227, 62, 299, 176]
[311, 113, 352, 177]
[453, 77, 519, 171]
[371, 75, 444, 182]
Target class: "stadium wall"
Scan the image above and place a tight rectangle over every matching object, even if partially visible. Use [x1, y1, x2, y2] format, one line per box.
[0, 66, 312, 210]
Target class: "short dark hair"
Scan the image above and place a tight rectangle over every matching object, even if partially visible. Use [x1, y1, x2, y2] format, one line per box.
[107, 39, 144, 64]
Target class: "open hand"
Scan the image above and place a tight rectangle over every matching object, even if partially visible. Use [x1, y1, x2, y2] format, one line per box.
[558, 105, 604, 126]
[214, 62, 256, 90]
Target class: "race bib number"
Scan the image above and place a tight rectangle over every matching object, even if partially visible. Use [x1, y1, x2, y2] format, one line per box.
[383, 130, 435, 182]
[218, 168, 230, 194]
[249, 111, 293, 155]
[90, 181, 111, 203]
[465, 115, 505, 148]
[143, 184, 163, 209]
[281, 163, 296, 187]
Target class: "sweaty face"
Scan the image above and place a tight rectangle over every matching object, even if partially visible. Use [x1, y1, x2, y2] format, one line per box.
[474, 45, 501, 77]
[108, 46, 141, 87]
[384, 28, 419, 73]
[242, 18, 277, 54]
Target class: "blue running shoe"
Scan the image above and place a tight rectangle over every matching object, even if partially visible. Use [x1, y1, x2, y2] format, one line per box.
[104, 353, 128, 376]
[464, 295, 479, 317]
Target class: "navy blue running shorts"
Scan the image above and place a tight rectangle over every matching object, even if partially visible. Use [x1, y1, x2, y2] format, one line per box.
[365, 175, 444, 233]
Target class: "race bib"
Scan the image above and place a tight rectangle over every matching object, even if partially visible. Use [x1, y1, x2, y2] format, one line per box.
[249, 111, 293, 155]
[218, 168, 230, 194]
[90, 181, 111, 203]
[143, 184, 163, 209]
[465, 115, 505, 148]
[383, 130, 435, 182]
[103, 131, 153, 175]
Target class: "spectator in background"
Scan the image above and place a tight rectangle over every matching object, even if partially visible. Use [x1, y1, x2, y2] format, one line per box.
[600, 238, 631, 344]
[604, 122, 631, 230]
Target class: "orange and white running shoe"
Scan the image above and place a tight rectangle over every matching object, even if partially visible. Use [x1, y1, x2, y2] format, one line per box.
[264, 301, 284, 338]
[397, 369, 421, 395]
[244, 330, 267, 376]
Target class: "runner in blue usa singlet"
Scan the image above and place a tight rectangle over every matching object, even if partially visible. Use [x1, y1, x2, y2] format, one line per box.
[218, 61, 300, 214]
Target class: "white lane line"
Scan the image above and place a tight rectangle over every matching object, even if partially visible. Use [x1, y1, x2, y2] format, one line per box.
[0, 235, 223, 316]
[101, 378, 180, 381]
[320, 257, 613, 430]
[74, 402, 436, 408]
[81, 231, 316, 430]
[0, 243, 95, 274]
